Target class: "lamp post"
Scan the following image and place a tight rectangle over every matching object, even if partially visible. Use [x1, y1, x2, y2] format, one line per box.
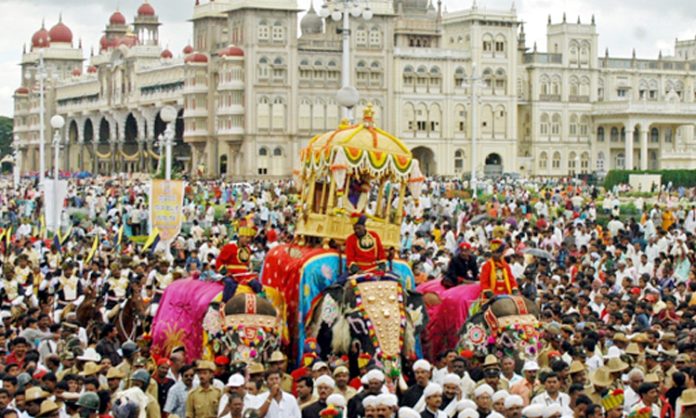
[50, 115, 65, 233]
[319, 0, 373, 121]
[159, 106, 177, 181]
[12, 139, 21, 189]
[462, 64, 484, 195]
[38, 50, 47, 183]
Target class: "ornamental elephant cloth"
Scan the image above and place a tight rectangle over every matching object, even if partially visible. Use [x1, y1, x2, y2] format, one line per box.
[305, 273, 427, 368]
[151, 279, 224, 362]
[457, 295, 542, 362]
[417, 279, 482, 360]
[260, 244, 417, 364]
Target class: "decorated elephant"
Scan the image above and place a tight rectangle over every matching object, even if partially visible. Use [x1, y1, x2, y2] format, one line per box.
[305, 272, 427, 370]
[202, 293, 281, 364]
[151, 278, 282, 363]
[456, 295, 542, 364]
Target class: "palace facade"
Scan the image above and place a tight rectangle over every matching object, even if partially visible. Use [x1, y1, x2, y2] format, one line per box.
[12, 0, 696, 177]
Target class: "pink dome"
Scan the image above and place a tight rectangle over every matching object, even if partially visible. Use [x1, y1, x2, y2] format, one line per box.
[110, 11, 126, 25]
[32, 26, 50, 49]
[15, 87, 29, 95]
[183, 45, 194, 54]
[160, 49, 173, 59]
[137, 2, 156, 16]
[87, 66, 97, 74]
[219, 45, 244, 57]
[48, 21, 73, 44]
[71, 67, 82, 77]
[184, 52, 208, 64]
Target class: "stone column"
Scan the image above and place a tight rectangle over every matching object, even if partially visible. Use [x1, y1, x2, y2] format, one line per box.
[625, 121, 634, 170]
[640, 127, 649, 170]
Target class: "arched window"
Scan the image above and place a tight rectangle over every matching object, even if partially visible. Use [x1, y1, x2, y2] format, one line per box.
[455, 104, 466, 133]
[257, 20, 269, 41]
[580, 77, 590, 97]
[651, 127, 659, 143]
[540, 74, 550, 97]
[454, 149, 465, 173]
[569, 41, 579, 64]
[540, 113, 550, 135]
[494, 34, 506, 54]
[569, 114, 578, 136]
[356, 24, 367, 46]
[258, 56, 269, 79]
[259, 147, 269, 156]
[403, 103, 415, 132]
[403, 65, 415, 87]
[482, 34, 493, 52]
[580, 152, 590, 172]
[551, 76, 561, 97]
[272, 21, 285, 42]
[298, 98, 311, 131]
[568, 151, 577, 173]
[494, 105, 506, 138]
[551, 113, 561, 135]
[597, 127, 605, 142]
[369, 25, 381, 47]
[273, 147, 283, 156]
[271, 96, 285, 130]
[494, 68, 506, 92]
[257, 96, 270, 130]
[552, 152, 561, 169]
[430, 104, 442, 133]
[597, 152, 606, 172]
[569, 76, 579, 97]
[610, 127, 619, 142]
[580, 115, 590, 136]
[454, 67, 466, 87]
[482, 68, 494, 89]
[616, 152, 625, 169]
[539, 152, 548, 169]
[313, 98, 325, 130]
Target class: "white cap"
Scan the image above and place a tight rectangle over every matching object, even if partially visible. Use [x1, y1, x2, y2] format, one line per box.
[363, 396, 378, 408]
[522, 361, 539, 372]
[377, 394, 398, 407]
[365, 369, 385, 382]
[226, 374, 245, 387]
[312, 361, 329, 371]
[443, 373, 461, 386]
[458, 409, 480, 418]
[492, 390, 509, 403]
[315, 375, 336, 388]
[474, 384, 494, 398]
[413, 359, 432, 372]
[360, 375, 369, 385]
[399, 407, 421, 418]
[543, 404, 562, 418]
[504, 395, 524, 409]
[77, 348, 102, 362]
[326, 394, 346, 408]
[456, 400, 477, 412]
[521, 405, 544, 418]
[487, 413, 505, 418]
[423, 383, 443, 398]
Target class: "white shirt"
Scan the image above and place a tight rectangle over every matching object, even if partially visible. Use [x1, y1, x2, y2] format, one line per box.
[252, 391, 301, 418]
[624, 386, 640, 413]
[531, 391, 572, 414]
[218, 392, 260, 418]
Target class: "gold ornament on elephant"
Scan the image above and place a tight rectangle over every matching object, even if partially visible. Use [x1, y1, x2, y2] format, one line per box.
[356, 281, 402, 357]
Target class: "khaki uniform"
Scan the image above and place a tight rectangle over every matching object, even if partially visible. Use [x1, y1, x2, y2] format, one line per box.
[586, 386, 603, 405]
[116, 361, 133, 389]
[334, 386, 357, 401]
[144, 393, 161, 418]
[147, 378, 159, 401]
[186, 385, 222, 418]
[57, 366, 78, 381]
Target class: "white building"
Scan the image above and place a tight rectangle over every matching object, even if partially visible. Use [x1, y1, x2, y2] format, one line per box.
[12, 1, 696, 178]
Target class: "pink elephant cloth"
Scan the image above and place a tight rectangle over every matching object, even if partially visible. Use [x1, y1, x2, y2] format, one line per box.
[417, 279, 482, 359]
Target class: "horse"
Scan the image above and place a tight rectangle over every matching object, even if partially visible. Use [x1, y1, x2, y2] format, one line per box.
[75, 284, 105, 341]
[116, 280, 147, 343]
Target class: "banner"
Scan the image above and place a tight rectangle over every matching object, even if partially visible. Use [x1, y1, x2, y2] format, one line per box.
[43, 180, 69, 233]
[149, 180, 185, 242]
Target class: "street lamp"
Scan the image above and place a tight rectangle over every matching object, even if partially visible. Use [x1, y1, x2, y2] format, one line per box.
[50, 115, 65, 180]
[159, 105, 177, 181]
[319, 0, 373, 121]
[12, 138, 21, 189]
[461, 64, 484, 195]
[38, 50, 47, 183]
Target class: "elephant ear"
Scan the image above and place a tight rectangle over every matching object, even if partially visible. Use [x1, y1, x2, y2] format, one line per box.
[403, 316, 415, 358]
[331, 314, 351, 354]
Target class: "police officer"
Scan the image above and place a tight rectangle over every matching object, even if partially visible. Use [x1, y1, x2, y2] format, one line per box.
[186, 361, 222, 418]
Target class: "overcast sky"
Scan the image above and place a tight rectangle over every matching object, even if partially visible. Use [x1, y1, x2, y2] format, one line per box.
[1, 0, 695, 117]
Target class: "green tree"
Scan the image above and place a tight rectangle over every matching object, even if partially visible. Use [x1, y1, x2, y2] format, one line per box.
[0, 116, 13, 157]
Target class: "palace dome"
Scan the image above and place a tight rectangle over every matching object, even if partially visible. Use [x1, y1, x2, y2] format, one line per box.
[161, 49, 173, 59]
[219, 45, 244, 57]
[110, 11, 126, 25]
[185, 52, 208, 64]
[32, 26, 50, 49]
[15, 87, 29, 95]
[71, 67, 82, 77]
[49, 20, 73, 44]
[137, 2, 156, 16]
[183, 44, 194, 54]
[300, 3, 322, 35]
[87, 66, 97, 73]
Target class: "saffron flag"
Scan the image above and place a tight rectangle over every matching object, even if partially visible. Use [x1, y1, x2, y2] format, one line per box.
[85, 234, 99, 264]
[142, 228, 161, 254]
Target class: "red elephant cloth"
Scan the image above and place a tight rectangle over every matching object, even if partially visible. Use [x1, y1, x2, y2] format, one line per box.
[478, 258, 518, 299]
[345, 230, 386, 272]
[216, 242, 251, 275]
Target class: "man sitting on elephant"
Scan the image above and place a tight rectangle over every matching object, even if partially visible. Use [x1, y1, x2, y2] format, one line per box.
[479, 239, 519, 301]
[345, 214, 386, 275]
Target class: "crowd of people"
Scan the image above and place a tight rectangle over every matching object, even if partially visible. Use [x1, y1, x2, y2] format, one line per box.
[0, 175, 695, 418]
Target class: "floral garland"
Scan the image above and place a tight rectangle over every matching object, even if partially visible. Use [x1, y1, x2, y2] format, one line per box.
[351, 277, 406, 368]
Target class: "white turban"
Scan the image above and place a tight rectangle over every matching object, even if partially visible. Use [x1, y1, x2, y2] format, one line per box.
[326, 394, 346, 408]
[474, 384, 494, 398]
[315, 375, 335, 388]
[443, 373, 461, 386]
[487, 413, 505, 418]
[521, 405, 544, 418]
[492, 390, 509, 403]
[377, 394, 398, 407]
[399, 407, 421, 418]
[363, 396, 378, 408]
[423, 383, 443, 398]
[413, 359, 432, 372]
[543, 404, 562, 418]
[458, 409, 480, 418]
[456, 400, 478, 412]
[504, 395, 524, 409]
[365, 370, 385, 382]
